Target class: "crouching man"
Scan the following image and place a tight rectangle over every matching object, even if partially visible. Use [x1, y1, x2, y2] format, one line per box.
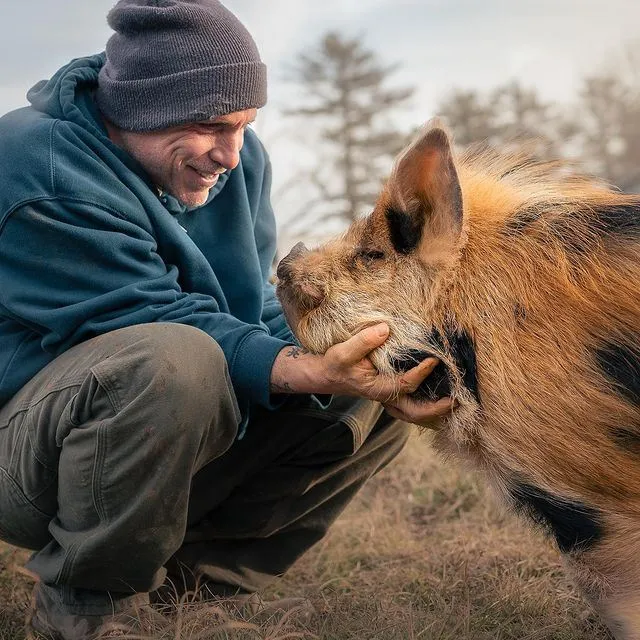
[0, 1, 451, 637]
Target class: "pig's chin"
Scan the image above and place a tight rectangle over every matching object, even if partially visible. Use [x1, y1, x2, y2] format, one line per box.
[294, 309, 343, 354]
[296, 302, 435, 373]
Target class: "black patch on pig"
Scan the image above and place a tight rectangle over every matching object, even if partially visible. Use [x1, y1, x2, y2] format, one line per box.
[390, 328, 479, 403]
[385, 207, 425, 254]
[598, 341, 640, 455]
[611, 428, 640, 455]
[591, 202, 640, 238]
[391, 350, 451, 400]
[502, 205, 542, 235]
[595, 341, 640, 407]
[507, 479, 604, 554]
[504, 201, 640, 252]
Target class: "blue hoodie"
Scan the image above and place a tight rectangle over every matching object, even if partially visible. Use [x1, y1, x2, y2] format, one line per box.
[0, 54, 296, 432]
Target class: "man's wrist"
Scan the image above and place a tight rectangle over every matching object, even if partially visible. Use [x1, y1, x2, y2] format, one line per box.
[270, 345, 328, 395]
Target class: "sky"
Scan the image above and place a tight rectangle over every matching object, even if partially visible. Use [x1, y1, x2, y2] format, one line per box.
[1, 0, 638, 251]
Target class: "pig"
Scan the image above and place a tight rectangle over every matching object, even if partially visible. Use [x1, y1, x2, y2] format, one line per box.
[276, 122, 640, 639]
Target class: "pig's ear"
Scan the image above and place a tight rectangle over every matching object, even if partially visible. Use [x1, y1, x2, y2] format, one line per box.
[384, 122, 463, 258]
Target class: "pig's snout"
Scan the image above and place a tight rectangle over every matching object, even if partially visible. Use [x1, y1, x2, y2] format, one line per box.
[276, 242, 308, 280]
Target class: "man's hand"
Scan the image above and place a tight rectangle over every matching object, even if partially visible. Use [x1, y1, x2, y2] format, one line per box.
[270, 323, 454, 426]
[382, 394, 453, 429]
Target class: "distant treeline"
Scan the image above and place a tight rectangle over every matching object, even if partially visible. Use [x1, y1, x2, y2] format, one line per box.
[278, 32, 639, 239]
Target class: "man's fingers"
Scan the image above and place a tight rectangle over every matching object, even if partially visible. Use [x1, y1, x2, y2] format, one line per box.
[385, 396, 454, 426]
[398, 357, 440, 392]
[422, 396, 455, 418]
[410, 396, 454, 422]
[329, 323, 389, 366]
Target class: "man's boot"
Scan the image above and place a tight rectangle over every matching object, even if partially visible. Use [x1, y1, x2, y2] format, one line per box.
[26, 583, 172, 640]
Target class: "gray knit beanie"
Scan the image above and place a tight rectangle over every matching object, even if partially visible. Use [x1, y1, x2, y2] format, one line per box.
[96, 0, 267, 131]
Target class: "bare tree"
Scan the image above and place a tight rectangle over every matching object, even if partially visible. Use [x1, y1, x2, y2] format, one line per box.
[575, 41, 640, 192]
[490, 81, 564, 157]
[281, 32, 414, 234]
[437, 81, 565, 158]
[436, 89, 496, 146]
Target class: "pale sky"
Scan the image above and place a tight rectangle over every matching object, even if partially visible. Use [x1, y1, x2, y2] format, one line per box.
[1, 0, 638, 250]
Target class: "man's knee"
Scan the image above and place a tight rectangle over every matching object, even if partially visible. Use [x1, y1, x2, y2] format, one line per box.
[129, 323, 230, 402]
[72, 323, 240, 440]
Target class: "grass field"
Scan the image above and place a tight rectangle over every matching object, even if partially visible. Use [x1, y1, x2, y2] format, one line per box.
[0, 432, 612, 639]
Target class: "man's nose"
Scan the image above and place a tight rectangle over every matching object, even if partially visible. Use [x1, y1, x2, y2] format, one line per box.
[210, 130, 244, 171]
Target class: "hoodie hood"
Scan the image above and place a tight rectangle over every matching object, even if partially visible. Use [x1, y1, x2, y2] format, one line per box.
[26, 52, 228, 213]
[28, 53, 108, 140]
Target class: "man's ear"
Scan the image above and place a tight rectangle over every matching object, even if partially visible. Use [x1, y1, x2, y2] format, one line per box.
[383, 121, 463, 257]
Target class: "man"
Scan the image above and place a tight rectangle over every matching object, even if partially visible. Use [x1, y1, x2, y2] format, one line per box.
[0, 1, 451, 638]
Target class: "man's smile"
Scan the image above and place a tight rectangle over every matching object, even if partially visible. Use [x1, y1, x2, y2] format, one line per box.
[187, 165, 225, 187]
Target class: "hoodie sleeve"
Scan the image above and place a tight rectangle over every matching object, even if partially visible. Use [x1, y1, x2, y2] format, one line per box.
[0, 198, 289, 410]
[249, 137, 297, 344]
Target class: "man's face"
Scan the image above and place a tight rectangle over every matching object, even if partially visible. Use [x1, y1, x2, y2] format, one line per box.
[106, 108, 257, 207]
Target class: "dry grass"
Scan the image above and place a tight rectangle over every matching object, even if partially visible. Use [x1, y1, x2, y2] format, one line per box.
[0, 432, 612, 639]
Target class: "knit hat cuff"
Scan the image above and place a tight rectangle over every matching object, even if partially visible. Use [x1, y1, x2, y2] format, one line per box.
[96, 60, 267, 131]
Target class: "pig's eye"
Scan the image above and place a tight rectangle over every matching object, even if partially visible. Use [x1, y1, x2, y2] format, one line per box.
[355, 249, 385, 264]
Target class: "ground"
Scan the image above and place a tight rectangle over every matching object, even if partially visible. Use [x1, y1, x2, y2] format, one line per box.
[0, 432, 612, 639]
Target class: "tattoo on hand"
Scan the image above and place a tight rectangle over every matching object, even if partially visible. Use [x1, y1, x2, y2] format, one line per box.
[272, 381, 294, 394]
[285, 346, 309, 359]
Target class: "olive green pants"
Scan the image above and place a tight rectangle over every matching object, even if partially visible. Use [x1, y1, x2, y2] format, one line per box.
[0, 323, 409, 615]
